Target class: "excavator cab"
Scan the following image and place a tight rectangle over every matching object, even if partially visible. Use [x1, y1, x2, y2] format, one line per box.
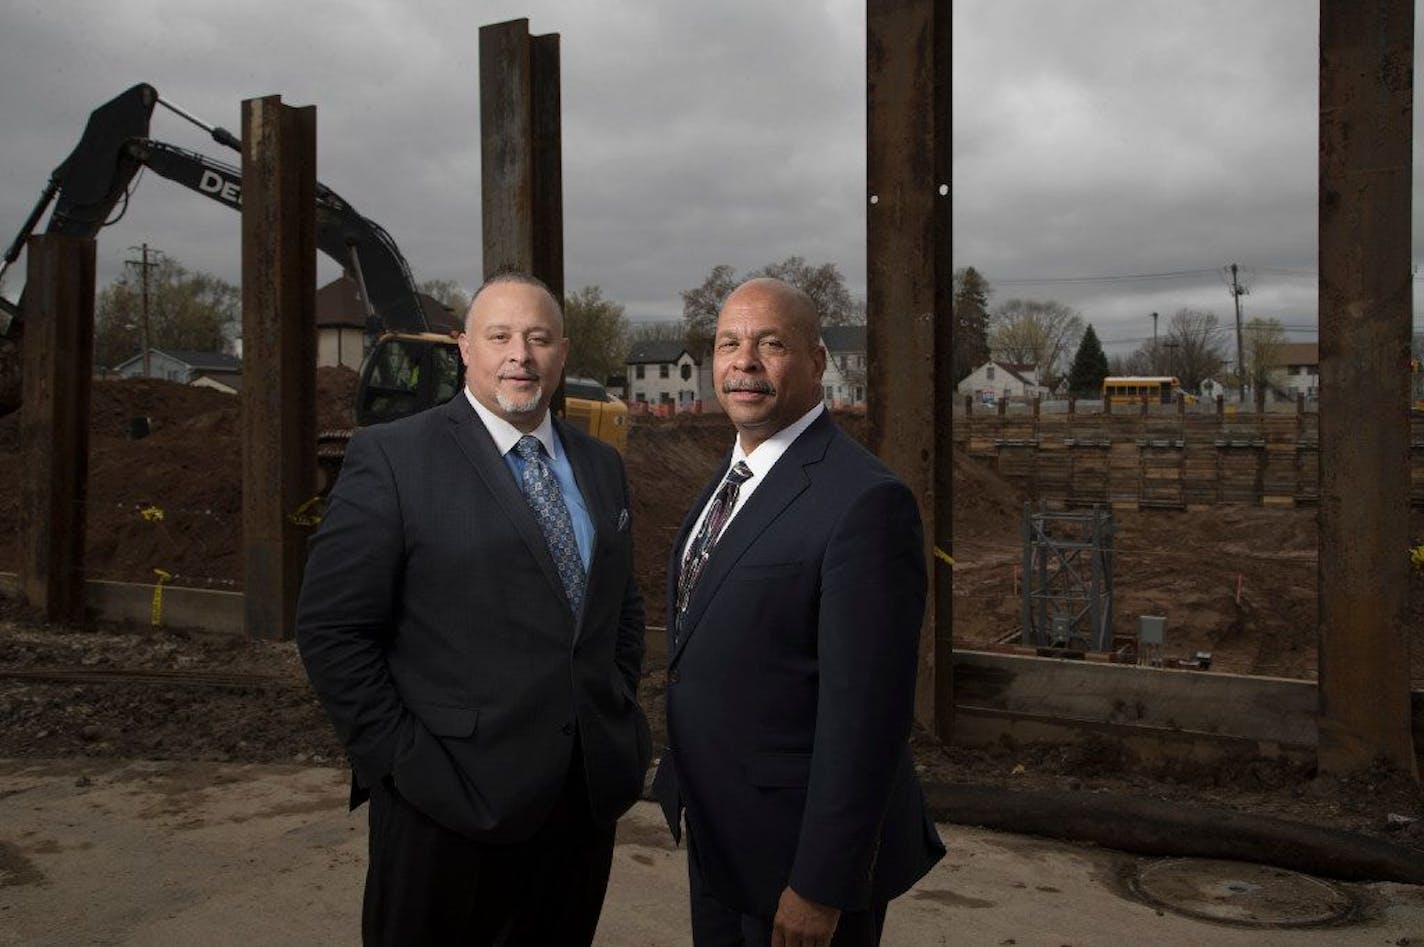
[317, 332, 626, 495]
[356, 332, 463, 426]
[354, 332, 628, 451]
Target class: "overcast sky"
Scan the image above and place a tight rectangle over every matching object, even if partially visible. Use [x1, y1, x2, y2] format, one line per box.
[0, 0, 1421, 357]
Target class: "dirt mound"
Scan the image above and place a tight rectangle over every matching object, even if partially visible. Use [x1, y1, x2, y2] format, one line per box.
[1, 381, 1419, 684]
[0, 369, 359, 589]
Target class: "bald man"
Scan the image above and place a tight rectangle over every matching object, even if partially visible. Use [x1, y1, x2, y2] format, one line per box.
[652, 278, 944, 946]
[298, 272, 650, 945]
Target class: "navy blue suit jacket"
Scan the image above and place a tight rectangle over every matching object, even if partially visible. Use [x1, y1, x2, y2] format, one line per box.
[652, 410, 944, 915]
[297, 395, 650, 842]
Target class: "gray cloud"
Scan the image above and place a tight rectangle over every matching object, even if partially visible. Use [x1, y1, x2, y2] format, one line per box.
[1, 0, 1419, 355]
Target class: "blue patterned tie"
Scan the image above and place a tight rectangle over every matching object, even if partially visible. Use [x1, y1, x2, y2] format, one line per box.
[513, 435, 585, 615]
[675, 461, 753, 633]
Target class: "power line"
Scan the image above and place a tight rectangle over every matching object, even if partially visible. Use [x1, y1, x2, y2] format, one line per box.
[993, 267, 1221, 287]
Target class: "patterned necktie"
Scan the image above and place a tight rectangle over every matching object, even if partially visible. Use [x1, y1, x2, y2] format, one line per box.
[513, 435, 585, 615]
[675, 461, 754, 624]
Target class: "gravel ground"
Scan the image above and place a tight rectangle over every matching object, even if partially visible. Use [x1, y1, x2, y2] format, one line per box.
[1, 600, 1420, 860]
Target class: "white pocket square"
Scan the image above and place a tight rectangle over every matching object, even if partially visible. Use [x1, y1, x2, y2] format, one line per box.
[616, 508, 629, 532]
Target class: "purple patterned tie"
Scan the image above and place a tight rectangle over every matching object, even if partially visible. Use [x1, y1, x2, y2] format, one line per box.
[513, 435, 585, 614]
[675, 461, 754, 630]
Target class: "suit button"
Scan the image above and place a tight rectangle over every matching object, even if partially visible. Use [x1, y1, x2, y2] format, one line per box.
[667, 669, 680, 684]
[561, 723, 574, 736]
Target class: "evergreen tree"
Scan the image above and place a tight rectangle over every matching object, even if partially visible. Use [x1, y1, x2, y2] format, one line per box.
[951, 267, 991, 383]
[1067, 323, 1110, 397]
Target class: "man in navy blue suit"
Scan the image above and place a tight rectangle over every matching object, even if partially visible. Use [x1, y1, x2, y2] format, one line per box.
[653, 277, 944, 946]
[298, 273, 649, 945]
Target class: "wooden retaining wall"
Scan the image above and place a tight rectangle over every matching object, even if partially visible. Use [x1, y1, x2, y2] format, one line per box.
[957, 409, 1424, 509]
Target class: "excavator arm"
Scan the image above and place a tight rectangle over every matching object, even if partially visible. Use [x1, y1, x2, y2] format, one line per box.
[1, 83, 428, 338]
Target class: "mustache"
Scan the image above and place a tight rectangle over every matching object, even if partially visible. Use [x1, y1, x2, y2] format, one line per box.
[497, 370, 540, 381]
[722, 379, 774, 395]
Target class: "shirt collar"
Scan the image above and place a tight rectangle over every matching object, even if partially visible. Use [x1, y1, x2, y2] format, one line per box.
[464, 387, 560, 461]
[731, 402, 825, 481]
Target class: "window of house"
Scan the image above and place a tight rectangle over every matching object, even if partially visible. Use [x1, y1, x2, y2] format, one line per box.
[681, 363, 692, 380]
[635, 365, 645, 379]
[840, 355, 848, 371]
[987, 366, 996, 381]
[854, 386, 864, 401]
[660, 365, 670, 379]
[824, 385, 834, 401]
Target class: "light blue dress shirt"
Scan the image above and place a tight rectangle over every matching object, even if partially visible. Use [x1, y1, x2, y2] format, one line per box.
[465, 389, 595, 571]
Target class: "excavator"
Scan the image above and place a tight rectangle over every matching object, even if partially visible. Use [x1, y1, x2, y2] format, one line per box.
[0, 84, 627, 483]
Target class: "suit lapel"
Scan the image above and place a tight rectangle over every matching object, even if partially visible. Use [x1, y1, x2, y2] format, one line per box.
[442, 398, 574, 622]
[665, 458, 725, 619]
[669, 412, 835, 666]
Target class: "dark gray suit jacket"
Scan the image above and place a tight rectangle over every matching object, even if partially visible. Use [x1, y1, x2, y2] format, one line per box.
[652, 410, 944, 915]
[297, 395, 650, 842]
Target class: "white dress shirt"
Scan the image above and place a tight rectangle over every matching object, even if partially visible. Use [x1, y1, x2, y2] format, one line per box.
[680, 402, 826, 562]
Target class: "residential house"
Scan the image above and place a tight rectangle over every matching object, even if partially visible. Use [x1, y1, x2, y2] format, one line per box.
[820, 325, 867, 407]
[626, 340, 704, 411]
[956, 360, 1046, 402]
[1276, 342, 1319, 399]
[315, 276, 462, 372]
[111, 349, 243, 393]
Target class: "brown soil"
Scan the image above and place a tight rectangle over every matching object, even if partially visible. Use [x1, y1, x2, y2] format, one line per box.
[0, 379, 1421, 854]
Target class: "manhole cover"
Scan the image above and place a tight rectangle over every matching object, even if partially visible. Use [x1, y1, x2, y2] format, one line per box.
[1131, 859, 1354, 928]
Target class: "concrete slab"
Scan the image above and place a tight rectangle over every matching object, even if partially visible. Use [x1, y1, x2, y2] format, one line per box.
[1, 759, 1421, 945]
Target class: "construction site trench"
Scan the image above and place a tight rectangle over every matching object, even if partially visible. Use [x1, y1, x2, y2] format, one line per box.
[0, 373, 1421, 881]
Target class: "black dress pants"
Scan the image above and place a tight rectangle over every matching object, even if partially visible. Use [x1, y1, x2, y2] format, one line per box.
[362, 745, 615, 946]
[685, 826, 888, 947]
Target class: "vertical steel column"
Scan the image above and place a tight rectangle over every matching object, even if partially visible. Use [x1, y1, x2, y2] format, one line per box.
[1318, 0, 1418, 778]
[241, 95, 317, 641]
[18, 235, 94, 620]
[479, 18, 564, 298]
[481, 18, 565, 412]
[867, 0, 951, 734]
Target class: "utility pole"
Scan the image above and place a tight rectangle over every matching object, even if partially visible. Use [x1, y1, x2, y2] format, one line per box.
[1228, 263, 1247, 402]
[1151, 311, 1159, 372]
[125, 243, 160, 378]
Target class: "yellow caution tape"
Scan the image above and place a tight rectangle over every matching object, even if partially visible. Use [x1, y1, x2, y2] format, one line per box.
[151, 568, 173, 626]
[934, 546, 955, 566]
[140, 505, 165, 522]
[287, 496, 323, 527]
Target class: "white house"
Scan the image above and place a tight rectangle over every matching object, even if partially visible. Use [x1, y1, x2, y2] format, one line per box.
[956, 360, 1046, 402]
[1276, 342, 1319, 399]
[111, 349, 243, 391]
[626, 340, 703, 411]
[820, 325, 867, 407]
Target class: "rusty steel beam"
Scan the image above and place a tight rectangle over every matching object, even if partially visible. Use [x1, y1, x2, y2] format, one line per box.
[480, 18, 565, 412]
[479, 18, 564, 297]
[1317, 0, 1418, 778]
[867, 0, 951, 736]
[241, 95, 317, 642]
[18, 235, 94, 621]
[530, 32, 565, 304]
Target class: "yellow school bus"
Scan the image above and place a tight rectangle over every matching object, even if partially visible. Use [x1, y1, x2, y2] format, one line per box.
[1101, 376, 1197, 405]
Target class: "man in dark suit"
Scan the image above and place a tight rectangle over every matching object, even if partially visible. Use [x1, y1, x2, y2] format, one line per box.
[652, 278, 944, 946]
[297, 272, 650, 946]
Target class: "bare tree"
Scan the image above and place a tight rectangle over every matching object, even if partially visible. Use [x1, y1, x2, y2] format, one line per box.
[628, 320, 686, 345]
[417, 278, 471, 316]
[680, 264, 739, 355]
[563, 285, 629, 383]
[754, 256, 860, 326]
[1242, 316, 1288, 399]
[682, 257, 863, 356]
[1121, 308, 1227, 393]
[988, 298, 1084, 389]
